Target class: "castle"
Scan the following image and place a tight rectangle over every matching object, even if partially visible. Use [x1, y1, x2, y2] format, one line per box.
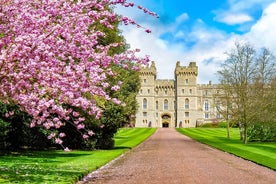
[135, 61, 222, 128]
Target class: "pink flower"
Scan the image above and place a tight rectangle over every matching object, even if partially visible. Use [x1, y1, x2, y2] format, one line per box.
[5, 113, 9, 118]
[145, 29, 151, 33]
[30, 122, 36, 128]
[88, 131, 94, 136]
[55, 138, 63, 145]
[83, 134, 89, 139]
[118, 81, 123, 85]
[47, 133, 56, 139]
[64, 147, 70, 152]
[111, 85, 120, 91]
[112, 98, 121, 105]
[77, 124, 85, 129]
[59, 132, 66, 138]
[72, 111, 79, 117]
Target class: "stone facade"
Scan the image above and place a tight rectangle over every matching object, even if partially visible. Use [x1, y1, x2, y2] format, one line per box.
[135, 61, 222, 128]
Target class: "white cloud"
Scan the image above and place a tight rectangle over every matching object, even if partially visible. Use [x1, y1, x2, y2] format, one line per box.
[216, 13, 253, 25]
[245, 2, 276, 51]
[176, 13, 189, 24]
[116, 1, 276, 84]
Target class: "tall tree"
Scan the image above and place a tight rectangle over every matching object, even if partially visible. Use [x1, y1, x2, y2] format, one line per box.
[0, 0, 157, 150]
[218, 42, 276, 143]
[218, 42, 256, 143]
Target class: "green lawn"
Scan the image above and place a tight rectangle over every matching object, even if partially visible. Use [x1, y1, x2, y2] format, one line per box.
[0, 128, 156, 184]
[176, 128, 276, 170]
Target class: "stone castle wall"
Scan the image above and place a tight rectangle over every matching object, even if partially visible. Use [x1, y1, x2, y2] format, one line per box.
[135, 61, 222, 128]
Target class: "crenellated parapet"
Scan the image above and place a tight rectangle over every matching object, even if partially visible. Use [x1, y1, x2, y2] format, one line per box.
[175, 61, 198, 76]
[155, 80, 175, 90]
[140, 61, 157, 77]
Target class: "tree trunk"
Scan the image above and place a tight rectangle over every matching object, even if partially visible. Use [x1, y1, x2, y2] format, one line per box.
[226, 120, 230, 139]
[243, 123, 248, 144]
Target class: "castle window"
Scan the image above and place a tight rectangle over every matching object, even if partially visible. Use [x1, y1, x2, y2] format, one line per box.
[216, 101, 220, 111]
[182, 89, 185, 94]
[185, 98, 189, 109]
[143, 79, 146, 83]
[164, 99, 168, 110]
[143, 98, 147, 109]
[205, 113, 209, 119]
[165, 90, 168, 95]
[186, 79, 189, 84]
[189, 89, 192, 94]
[205, 90, 208, 95]
[156, 112, 158, 118]
[185, 112, 189, 118]
[156, 101, 158, 110]
[204, 100, 209, 111]
[143, 112, 147, 117]
[148, 89, 150, 94]
[140, 89, 143, 94]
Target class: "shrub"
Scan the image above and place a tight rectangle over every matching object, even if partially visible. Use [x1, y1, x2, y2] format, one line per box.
[248, 123, 276, 142]
[218, 122, 228, 128]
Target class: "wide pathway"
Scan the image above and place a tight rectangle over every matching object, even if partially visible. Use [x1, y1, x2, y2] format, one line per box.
[78, 128, 276, 184]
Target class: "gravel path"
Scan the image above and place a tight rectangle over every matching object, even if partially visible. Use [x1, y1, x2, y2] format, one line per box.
[78, 128, 276, 184]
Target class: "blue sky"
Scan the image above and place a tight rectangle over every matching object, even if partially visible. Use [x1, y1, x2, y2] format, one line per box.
[115, 0, 276, 83]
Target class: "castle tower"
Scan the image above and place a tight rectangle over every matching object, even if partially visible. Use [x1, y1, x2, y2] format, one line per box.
[135, 62, 157, 127]
[174, 61, 201, 127]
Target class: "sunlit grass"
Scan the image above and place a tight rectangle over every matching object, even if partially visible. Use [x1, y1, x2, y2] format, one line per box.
[0, 128, 156, 184]
[176, 128, 276, 170]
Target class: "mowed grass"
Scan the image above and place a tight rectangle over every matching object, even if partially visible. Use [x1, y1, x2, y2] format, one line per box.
[0, 128, 156, 184]
[176, 128, 276, 170]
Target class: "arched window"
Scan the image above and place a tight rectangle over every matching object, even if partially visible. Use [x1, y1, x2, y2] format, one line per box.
[164, 99, 168, 110]
[204, 100, 209, 111]
[156, 101, 158, 110]
[185, 98, 189, 109]
[143, 98, 147, 109]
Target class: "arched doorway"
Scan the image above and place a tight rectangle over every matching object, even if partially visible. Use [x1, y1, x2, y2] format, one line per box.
[162, 122, 169, 128]
[161, 114, 171, 128]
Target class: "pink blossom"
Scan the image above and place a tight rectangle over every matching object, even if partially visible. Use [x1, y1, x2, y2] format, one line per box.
[112, 98, 121, 105]
[5, 113, 9, 118]
[55, 138, 63, 145]
[64, 147, 70, 152]
[0, 0, 155, 151]
[59, 133, 66, 138]
[118, 81, 123, 85]
[72, 111, 80, 117]
[88, 131, 94, 136]
[111, 85, 120, 91]
[47, 133, 56, 140]
[83, 134, 89, 139]
[77, 124, 85, 129]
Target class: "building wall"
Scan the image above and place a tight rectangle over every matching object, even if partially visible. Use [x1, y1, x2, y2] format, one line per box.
[135, 61, 221, 128]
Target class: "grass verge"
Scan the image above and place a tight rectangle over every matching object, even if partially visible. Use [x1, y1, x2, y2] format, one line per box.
[176, 128, 276, 170]
[0, 128, 156, 184]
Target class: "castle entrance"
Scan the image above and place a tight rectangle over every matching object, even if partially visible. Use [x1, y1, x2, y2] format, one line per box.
[161, 114, 171, 128]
